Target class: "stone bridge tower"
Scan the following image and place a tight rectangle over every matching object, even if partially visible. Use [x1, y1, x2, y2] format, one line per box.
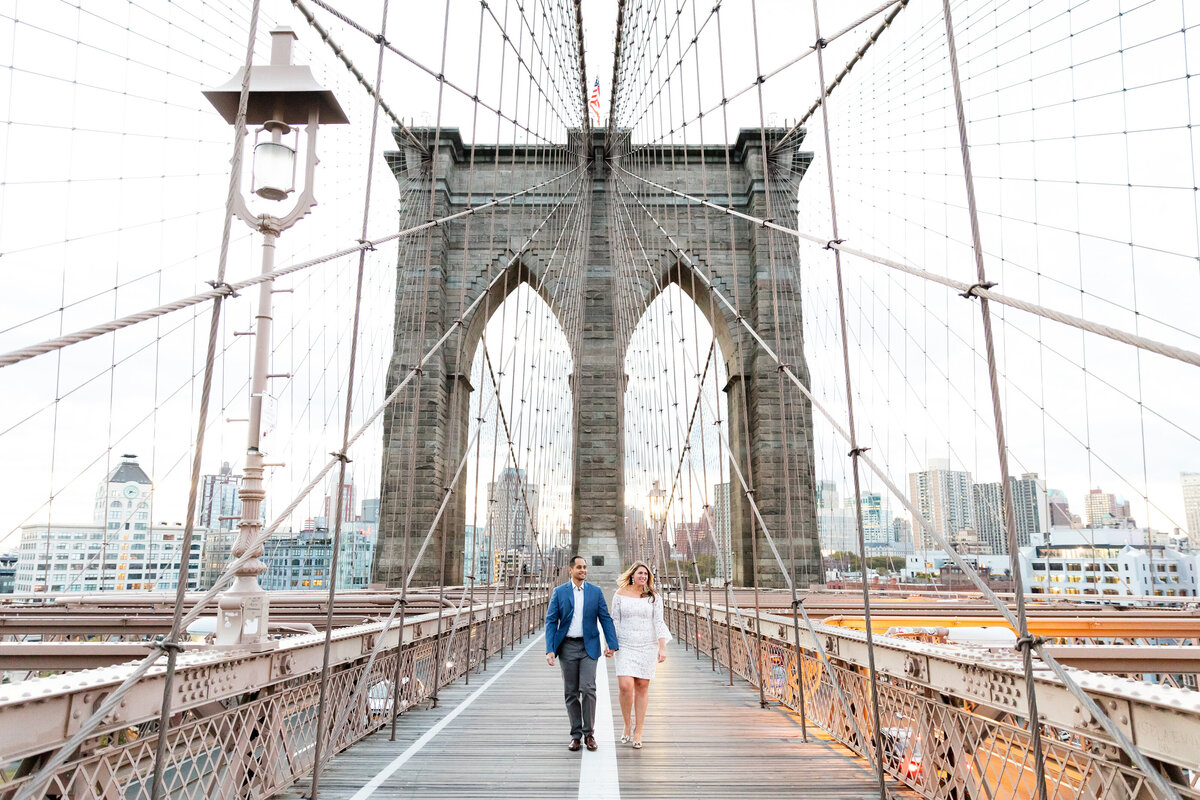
[372, 128, 821, 591]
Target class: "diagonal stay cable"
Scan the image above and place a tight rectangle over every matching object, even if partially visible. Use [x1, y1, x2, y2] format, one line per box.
[610, 189, 846, 725]
[769, 0, 910, 155]
[610, 164, 1200, 369]
[800, 1, 888, 793]
[0, 167, 581, 370]
[616, 0, 905, 159]
[302, 0, 581, 156]
[146, 4, 262, 800]
[307, 0, 393, 795]
[303, 164, 590, 756]
[613, 185, 877, 756]
[603, 0, 628, 149]
[611, 167, 1185, 799]
[6, 167, 588, 800]
[289, 0, 424, 153]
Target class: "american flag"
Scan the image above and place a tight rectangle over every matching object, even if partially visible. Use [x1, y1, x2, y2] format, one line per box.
[589, 76, 601, 126]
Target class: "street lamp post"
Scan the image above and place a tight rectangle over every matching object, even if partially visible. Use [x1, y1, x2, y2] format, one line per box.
[202, 27, 348, 647]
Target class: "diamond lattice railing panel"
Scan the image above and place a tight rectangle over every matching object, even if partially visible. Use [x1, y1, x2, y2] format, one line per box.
[0, 597, 545, 800]
[666, 598, 1200, 800]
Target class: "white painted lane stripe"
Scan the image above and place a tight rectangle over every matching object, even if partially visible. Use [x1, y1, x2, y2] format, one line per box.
[578, 648, 620, 799]
[348, 634, 543, 800]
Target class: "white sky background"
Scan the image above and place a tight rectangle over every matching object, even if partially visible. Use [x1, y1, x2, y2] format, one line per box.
[0, 0, 1196, 554]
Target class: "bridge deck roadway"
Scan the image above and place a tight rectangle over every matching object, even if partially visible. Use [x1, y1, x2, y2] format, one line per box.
[278, 637, 913, 800]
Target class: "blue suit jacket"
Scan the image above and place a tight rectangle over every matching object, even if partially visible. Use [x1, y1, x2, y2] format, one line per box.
[545, 581, 619, 660]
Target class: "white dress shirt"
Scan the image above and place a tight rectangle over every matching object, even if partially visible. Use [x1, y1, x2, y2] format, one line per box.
[566, 581, 585, 638]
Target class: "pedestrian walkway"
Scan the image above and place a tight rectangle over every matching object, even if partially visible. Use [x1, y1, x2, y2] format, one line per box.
[278, 636, 911, 799]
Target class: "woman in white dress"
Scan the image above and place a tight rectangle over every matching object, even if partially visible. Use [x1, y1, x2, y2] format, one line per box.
[611, 561, 671, 749]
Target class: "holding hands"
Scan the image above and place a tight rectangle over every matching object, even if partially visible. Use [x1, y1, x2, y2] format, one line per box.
[604, 648, 615, 658]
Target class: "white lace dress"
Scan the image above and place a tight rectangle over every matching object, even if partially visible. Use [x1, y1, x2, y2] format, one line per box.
[611, 592, 672, 679]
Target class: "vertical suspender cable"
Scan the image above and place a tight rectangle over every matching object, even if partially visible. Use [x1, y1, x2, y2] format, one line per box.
[747, 0, 812, 741]
[451, 0, 491, 684]
[308, 2, 391, 796]
[147, 5, 261, 799]
[937, 3, 1048, 798]
[805, 1, 889, 796]
[711, 5, 768, 709]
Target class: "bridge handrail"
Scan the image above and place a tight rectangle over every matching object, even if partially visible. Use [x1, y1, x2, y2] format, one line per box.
[0, 591, 545, 768]
[666, 594, 1200, 777]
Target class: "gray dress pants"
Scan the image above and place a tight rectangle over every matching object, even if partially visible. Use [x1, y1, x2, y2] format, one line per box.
[557, 638, 597, 739]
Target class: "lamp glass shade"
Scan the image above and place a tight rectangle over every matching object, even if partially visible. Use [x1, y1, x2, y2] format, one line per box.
[252, 141, 296, 201]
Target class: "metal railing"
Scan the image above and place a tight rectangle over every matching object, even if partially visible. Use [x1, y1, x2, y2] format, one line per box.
[0, 589, 548, 799]
[665, 591, 1200, 800]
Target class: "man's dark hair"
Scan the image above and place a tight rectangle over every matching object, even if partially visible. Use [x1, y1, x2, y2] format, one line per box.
[569, 555, 586, 567]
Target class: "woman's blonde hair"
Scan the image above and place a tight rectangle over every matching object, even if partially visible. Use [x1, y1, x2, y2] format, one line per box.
[617, 561, 657, 599]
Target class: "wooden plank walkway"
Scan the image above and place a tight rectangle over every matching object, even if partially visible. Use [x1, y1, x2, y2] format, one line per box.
[277, 634, 914, 799]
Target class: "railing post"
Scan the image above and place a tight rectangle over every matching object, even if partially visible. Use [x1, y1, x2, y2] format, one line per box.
[431, 600, 446, 708]
[707, 580, 716, 672]
[481, 589, 492, 673]
[686, 578, 696, 652]
[465, 578, 475, 686]
[723, 581, 734, 686]
[387, 598, 408, 742]
[791, 599, 808, 742]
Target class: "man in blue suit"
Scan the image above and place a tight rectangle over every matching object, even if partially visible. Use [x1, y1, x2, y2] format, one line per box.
[545, 555, 618, 751]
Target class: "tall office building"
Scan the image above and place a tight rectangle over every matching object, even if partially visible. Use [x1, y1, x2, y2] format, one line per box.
[361, 497, 380, 525]
[711, 482, 732, 580]
[973, 482, 1006, 554]
[624, 505, 648, 566]
[1183, 473, 1200, 541]
[198, 462, 242, 531]
[198, 528, 236, 591]
[891, 518, 913, 551]
[1086, 488, 1134, 529]
[324, 474, 356, 525]
[674, 519, 713, 560]
[488, 467, 538, 551]
[464, 525, 491, 582]
[974, 474, 1049, 554]
[1048, 488, 1072, 526]
[816, 480, 856, 553]
[858, 492, 892, 548]
[816, 480, 838, 511]
[909, 459, 975, 550]
[1011, 473, 1049, 548]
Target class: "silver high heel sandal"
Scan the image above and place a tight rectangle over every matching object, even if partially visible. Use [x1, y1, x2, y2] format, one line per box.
[632, 740, 643, 750]
[620, 729, 631, 744]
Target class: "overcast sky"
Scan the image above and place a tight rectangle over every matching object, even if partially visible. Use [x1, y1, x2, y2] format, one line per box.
[0, 0, 1196, 555]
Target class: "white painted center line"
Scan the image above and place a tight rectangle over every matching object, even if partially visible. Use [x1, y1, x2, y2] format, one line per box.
[349, 634, 543, 800]
[578, 648, 620, 799]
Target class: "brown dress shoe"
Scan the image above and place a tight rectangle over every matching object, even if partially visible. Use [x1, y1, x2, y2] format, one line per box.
[568, 738, 582, 751]
[584, 735, 598, 751]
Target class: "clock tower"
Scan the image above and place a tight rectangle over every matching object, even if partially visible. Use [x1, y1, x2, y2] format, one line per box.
[93, 454, 154, 531]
